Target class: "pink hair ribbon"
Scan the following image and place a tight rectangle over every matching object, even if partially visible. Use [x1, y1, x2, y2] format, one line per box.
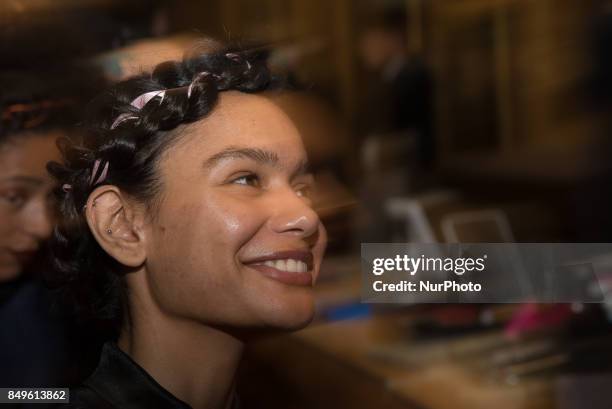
[130, 90, 166, 109]
[89, 159, 110, 187]
[110, 90, 166, 129]
[109, 68, 223, 129]
[60, 159, 110, 195]
[187, 71, 211, 99]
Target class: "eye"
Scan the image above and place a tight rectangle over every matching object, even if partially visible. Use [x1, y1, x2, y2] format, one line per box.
[0, 189, 27, 209]
[295, 183, 313, 199]
[231, 173, 260, 187]
[293, 174, 315, 200]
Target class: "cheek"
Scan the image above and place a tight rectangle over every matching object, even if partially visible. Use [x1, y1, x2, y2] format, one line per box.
[314, 222, 328, 258]
[203, 194, 264, 250]
[0, 207, 18, 246]
[0, 213, 20, 280]
[156, 192, 260, 253]
[0, 212, 11, 244]
[144, 192, 267, 318]
[0, 209, 24, 280]
[309, 222, 328, 284]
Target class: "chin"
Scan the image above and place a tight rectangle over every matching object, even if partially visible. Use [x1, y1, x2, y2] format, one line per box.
[278, 310, 315, 331]
[261, 297, 316, 331]
[0, 265, 21, 283]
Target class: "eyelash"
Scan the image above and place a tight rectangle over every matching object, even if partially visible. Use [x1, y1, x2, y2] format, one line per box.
[295, 184, 311, 198]
[229, 173, 312, 198]
[231, 173, 260, 187]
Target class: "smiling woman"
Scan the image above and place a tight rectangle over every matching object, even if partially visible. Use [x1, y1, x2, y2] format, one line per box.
[48, 44, 327, 409]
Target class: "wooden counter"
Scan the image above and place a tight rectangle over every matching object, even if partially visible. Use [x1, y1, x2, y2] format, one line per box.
[242, 314, 555, 409]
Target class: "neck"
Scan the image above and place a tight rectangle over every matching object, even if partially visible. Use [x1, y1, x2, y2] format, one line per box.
[118, 277, 243, 409]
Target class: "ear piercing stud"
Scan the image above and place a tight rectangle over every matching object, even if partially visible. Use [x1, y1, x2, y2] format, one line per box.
[83, 201, 97, 211]
[106, 229, 112, 234]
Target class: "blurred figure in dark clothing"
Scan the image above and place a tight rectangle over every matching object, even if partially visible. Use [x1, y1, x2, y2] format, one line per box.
[356, 6, 434, 242]
[358, 6, 434, 170]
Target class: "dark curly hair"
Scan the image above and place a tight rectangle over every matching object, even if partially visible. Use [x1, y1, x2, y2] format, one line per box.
[0, 66, 104, 143]
[47, 44, 273, 335]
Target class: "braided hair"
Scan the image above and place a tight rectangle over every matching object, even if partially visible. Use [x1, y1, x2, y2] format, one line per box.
[47, 45, 272, 332]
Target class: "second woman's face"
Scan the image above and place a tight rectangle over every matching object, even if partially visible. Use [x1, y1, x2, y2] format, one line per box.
[143, 92, 327, 330]
[0, 133, 59, 281]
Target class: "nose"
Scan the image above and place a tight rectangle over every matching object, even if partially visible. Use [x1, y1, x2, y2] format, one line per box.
[267, 187, 320, 239]
[20, 197, 54, 242]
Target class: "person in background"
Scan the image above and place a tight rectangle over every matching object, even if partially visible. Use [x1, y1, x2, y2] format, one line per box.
[356, 6, 434, 242]
[357, 6, 433, 171]
[0, 68, 104, 392]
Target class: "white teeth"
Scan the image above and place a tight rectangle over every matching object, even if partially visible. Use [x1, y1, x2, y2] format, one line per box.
[258, 259, 308, 273]
[275, 259, 287, 271]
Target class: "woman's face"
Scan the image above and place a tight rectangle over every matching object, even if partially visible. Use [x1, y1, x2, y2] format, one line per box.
[143, 92, 327, 330]
[0, 133, 59, 281]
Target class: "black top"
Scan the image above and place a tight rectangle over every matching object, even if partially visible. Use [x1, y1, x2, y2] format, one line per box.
[1, 278, 71, 388]
[70, 343, 240, 409]
[1, 276, 100, 391]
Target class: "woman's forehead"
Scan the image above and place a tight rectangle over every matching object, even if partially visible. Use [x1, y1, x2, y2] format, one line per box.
[0, 133, 60, 178]
[178, 92, 305, 156]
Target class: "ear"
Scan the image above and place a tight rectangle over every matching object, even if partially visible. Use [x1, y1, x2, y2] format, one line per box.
[85, 186, 147, 268]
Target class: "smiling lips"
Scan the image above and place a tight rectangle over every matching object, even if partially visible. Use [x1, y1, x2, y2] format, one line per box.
[243, 250, 314, 286]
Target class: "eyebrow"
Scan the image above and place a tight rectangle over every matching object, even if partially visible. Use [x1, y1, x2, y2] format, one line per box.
[204, 147, 279, 169]
[204, 146, 313, 179]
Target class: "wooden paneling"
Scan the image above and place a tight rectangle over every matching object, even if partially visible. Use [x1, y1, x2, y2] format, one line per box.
[167, 0, 602, 170]
[0, 0, 146, 17]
